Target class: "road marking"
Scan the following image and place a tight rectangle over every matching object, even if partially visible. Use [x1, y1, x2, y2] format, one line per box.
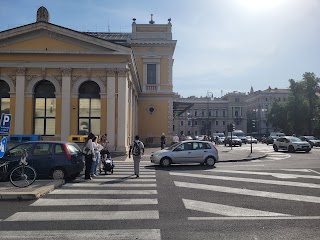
[0, 229, 161, 239]
[78, 178, 156, 182]
[64, 183, 157, 187]
[31, 198, 158, 206]
[309, 169, 320, 175]
[183, 199, 290, 217]
[169, 172, 320, 189]
[90, 175, 155, 178]
[4, 211, 159, 221]
[174, 181, 320, 203]
[188, 216, 320, 221]
[280, 169, 311, 172]
[110, 172, 155, 175]
[206, 170, 320, 179]
[49, 189, 157, 195]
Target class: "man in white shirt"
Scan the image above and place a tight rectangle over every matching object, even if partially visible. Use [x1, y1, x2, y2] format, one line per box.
[172, 134, 180, 145]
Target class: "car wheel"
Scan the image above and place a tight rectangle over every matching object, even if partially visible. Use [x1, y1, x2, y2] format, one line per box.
[160, 157, 171, 167]
[52, 168, 66, 180]
[288, 145, 295, 153]
[239, 144, 242, 147]
[273, 144, 278, 152]
[305, 149, 311, 153]
[205, 157, 216, 167]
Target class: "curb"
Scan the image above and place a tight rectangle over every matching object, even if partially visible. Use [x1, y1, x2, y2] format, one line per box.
[0, 180, 64, 200]
[218, 153, 268, 163]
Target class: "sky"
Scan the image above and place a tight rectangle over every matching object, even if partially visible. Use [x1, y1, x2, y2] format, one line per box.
[0, 0, 319, 98]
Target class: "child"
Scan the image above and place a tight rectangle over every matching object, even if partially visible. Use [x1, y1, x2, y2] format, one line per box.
[101, 153, 114, 174]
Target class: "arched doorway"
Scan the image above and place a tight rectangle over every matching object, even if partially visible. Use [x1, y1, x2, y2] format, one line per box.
[33, 80, 56, 135]
[0, 80, 10, 114]
[78, 81, 101, 135]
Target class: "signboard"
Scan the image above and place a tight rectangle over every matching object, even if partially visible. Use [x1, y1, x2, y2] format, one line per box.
[0, 137, 7, 158]
[0, 113, 12, 135]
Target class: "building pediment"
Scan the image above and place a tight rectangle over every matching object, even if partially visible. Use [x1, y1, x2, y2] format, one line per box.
[0, 22, 131, 55]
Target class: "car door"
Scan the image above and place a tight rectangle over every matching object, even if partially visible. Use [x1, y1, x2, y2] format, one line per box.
[171, 142, 194, 163]
[30, 143, 53, 178]
[2, 143, 34, 172]
[192, 142, 210, 163]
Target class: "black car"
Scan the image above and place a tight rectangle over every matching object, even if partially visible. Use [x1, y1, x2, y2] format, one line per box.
[0, 141, 84, 181]
[224, 136, 242, 146]
[299, 136, 320, 148]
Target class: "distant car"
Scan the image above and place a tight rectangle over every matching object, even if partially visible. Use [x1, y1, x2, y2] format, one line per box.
[0, 141, 84, 181]
[150, 140, 219, 167]
[266, 132, 286, 145]
[185, 136, 193, 140]
[273, 136, 311, 153]
[224, 136, 242, 147]
[299, 136, 320, 148]
[246, 136, 258, 144]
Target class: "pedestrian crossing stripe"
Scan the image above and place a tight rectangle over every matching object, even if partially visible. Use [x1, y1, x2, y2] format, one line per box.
[89, 175, 155, 178]
[77, 178, 156, 182]
[31, 198, 158, 206]
[50, 189, 158, 195]
[169, 172, 320, 189]
[64, 183, 157, 187]
[0, 229, 161, 239]
[188, 216, 320, 220]
[183, 199, 290, 217]
[174, 181, 320, 203]
[4, 211, 160, 221]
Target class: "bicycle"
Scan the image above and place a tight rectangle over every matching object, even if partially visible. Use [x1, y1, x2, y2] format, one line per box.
[0, 149, 37, 188]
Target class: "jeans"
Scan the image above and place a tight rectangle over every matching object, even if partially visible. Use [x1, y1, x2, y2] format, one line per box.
[91, 152, 100, 175]
[133, 155, 141, 175]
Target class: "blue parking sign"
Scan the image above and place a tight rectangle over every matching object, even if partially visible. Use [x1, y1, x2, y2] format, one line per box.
[0, 137, 7, 158]
[0, 113, 12, 135]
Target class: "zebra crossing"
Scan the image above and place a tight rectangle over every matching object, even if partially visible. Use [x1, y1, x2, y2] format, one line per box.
[169, 168, 320, 220]
[0, 161, 161, 240]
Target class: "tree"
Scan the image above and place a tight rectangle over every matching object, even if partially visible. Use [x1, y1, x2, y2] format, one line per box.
[267, 101, 289, 133]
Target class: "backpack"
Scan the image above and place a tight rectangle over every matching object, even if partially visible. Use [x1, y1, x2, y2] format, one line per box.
[132, 141, 141, 156]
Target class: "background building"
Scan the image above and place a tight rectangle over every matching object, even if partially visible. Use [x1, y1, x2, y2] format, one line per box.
[0, 7, 176, 153]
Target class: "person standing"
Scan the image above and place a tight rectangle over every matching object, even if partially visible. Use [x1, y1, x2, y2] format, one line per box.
[91, 136, 103, 176]
[83, 132, 95, 180]
[128, 135, 144, 178]
[160, 133, 166, 149]
[172, 133, 179, 145]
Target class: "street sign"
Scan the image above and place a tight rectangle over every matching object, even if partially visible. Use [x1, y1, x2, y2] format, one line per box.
[0, 113, 12, 135]
[0, 137, 7, 158]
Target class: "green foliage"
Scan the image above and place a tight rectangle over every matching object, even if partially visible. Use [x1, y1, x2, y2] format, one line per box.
[269, 72, 320, 136]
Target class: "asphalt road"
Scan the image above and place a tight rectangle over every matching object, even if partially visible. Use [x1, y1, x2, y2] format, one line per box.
[0, 144, 319, 240]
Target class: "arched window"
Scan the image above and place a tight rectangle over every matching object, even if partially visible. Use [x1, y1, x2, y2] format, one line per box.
[34, 80, 56, 135]
[0, 80, 10, 114]
[78, 81, 101, 135]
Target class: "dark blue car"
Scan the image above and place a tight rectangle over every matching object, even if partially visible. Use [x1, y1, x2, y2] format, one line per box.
[0, 141, 84, 181]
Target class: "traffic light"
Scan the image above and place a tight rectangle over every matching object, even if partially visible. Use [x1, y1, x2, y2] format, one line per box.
[232, 123, 235, 131]
[252, 120, 256, 129]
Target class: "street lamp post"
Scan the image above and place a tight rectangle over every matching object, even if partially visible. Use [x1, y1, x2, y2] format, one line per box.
[206, 91, 213, 137]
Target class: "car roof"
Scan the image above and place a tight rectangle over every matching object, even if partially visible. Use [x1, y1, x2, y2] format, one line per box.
[19, 141, 72, 144]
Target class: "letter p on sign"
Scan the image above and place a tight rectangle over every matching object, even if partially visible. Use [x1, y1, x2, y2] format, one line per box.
[0, 113, 12, 135]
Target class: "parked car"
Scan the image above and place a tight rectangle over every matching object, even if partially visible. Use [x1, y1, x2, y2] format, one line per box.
[150, 140, 219, 167]
[224, 136, 242, 147]
[299, 136, 320, 148]
[273, 136, 311, 153]
[0, 141, 84, 181]
[246, 136, 258, 144]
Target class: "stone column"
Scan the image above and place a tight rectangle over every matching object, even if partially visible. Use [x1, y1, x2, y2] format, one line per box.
[106, 70, 116, 151]
[117, 69, 129, 152]
[15, 68, 26, 134]
[61, 68, 71, 141]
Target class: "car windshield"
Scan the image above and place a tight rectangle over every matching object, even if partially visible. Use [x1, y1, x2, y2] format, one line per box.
[166, 142, 180, 150]
[288, 136, 304, 142]
[306, 136, 317, 140]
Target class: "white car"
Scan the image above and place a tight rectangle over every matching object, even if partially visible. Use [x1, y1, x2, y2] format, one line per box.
[150, 140, 219, 167]
[246, 136, 258, 144]
[273, 136, 311, 153]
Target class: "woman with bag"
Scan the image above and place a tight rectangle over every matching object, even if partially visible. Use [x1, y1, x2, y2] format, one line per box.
[83, 132, 95, 180]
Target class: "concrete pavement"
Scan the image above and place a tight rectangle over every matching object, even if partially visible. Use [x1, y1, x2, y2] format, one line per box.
[0, 146, 266, 200]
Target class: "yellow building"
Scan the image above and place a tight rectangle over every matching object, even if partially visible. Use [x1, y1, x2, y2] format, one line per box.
[0, 7, 176, 153]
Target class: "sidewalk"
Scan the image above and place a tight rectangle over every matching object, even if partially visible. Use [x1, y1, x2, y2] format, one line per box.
[0, 146, 266, 200]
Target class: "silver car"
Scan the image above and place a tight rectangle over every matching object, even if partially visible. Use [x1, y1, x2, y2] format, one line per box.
[150, 140, 219, 167]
